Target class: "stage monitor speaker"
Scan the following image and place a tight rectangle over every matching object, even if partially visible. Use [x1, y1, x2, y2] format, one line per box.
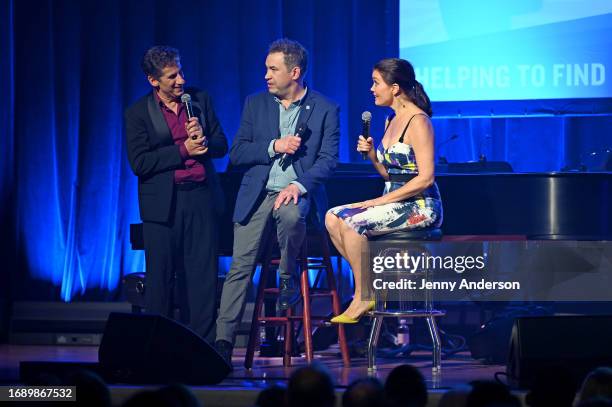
[507, 315, 612, 389]
[99, 312, 230, 385]
[469, 315, 516, 364]
[469, 307, 551, 364]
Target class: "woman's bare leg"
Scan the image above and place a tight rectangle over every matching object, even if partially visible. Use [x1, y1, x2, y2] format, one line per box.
[337, 221, 373, 318]
[325, 212, 348, 259]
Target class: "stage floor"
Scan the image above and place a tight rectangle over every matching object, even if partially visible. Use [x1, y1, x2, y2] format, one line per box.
[0, 344, 519, 406]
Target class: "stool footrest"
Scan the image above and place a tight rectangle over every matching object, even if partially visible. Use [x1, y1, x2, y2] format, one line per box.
[267, 259, 326, 267]
[262, 288, 334, 297]
[368, 310, 446, 317]
[305, 264, 327, 269]
[258, 316, 331, 323]
[309, 290, 334, 297]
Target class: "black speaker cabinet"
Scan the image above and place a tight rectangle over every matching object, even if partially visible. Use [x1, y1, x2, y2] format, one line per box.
[469, 315, 517, 364]
[99, 312, 230, 384]
[507, 315, 612, 388]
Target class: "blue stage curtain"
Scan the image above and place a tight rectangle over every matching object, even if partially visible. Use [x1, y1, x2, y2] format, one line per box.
[2, 0, 398, 300]
[1, 0, 16, 308]
[2, 0, 610, 301]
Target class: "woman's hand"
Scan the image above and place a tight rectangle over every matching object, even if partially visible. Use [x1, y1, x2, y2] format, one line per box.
[357, 135, 375, 158]
[352, 198, 385, 209]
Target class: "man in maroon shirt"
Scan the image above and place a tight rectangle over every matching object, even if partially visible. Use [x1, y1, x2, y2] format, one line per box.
[125, 46, 228, 343]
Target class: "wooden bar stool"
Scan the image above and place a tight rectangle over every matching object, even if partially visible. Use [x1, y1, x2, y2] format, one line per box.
[244, 227, 351, 368]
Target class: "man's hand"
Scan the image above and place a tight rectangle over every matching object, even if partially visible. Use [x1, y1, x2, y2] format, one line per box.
[186, 117, 203, 139]
[273, 184, 302, 210]
[274, 135, 301, 156]
[184, 136, 208, 156]
[184, 117, 208, 156]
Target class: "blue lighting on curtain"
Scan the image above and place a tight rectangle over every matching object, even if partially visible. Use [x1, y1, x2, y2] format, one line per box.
[4, 0, 398, 301]
[3, 0, 611, 301]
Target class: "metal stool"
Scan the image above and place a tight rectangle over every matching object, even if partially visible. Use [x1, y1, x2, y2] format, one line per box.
[366, 228, 445, 373]
[244, 226, 351, 368]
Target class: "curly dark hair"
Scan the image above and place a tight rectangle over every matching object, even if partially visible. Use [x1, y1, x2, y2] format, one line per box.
[268, 38, 308, 78]
[141, 46, 180, 79]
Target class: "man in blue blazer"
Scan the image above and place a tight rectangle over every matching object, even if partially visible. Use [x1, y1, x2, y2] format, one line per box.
[215, 39, 340, 364]
[125, 46, 228, 344]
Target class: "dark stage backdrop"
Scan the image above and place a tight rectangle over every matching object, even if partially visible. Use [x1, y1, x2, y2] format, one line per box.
[1, 0, 398, 301]
[1, 0, 611, 301]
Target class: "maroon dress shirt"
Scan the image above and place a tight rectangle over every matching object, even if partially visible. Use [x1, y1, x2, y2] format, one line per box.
[155, 92, 206, 183]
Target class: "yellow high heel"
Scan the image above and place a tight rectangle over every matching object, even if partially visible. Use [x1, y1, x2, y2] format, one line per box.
[330, 314, 359, 324]
[330, 301, 375, 324]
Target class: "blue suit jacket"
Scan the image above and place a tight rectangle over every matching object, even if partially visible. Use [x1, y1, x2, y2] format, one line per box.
[230, 89, 340, 224]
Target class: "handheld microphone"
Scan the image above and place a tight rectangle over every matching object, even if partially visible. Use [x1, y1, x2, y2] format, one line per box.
[181, 93, 198, 140]
[279, 124, 307, 166]
[361, 111, 372, 159]
[181, 93, 195, 119]
[182, 93, 207, 147]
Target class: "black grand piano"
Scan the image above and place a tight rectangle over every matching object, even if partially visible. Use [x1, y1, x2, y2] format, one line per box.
[215, 165, 612, 255]
[130, 166, 611, 253]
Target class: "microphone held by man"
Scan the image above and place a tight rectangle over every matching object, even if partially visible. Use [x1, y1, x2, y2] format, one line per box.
[278, 124, 307, 166]
[182, 93, 208, 148]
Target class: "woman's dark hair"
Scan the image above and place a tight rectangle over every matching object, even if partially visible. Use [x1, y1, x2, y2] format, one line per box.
[374, 58, 432, 116]
[141, 45, 180, 79]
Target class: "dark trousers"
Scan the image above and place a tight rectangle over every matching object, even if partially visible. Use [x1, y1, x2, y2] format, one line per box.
[142, 184, 217, 343]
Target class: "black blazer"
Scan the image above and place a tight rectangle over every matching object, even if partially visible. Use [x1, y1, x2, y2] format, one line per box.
[125, 87, 228, 223]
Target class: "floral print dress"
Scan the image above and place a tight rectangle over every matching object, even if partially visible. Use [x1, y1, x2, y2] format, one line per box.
[328, 114, 443, 236]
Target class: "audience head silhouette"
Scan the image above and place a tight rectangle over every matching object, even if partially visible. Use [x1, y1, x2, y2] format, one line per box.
[579, 367, 612, 405]
[342, 377, 384, 407]
[287, 364, 335, 407]
[384, 364, 427, 407]
[466, 380, 520, 407]
[255, 384, 287, 407]
[525, 366, 577, 407]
